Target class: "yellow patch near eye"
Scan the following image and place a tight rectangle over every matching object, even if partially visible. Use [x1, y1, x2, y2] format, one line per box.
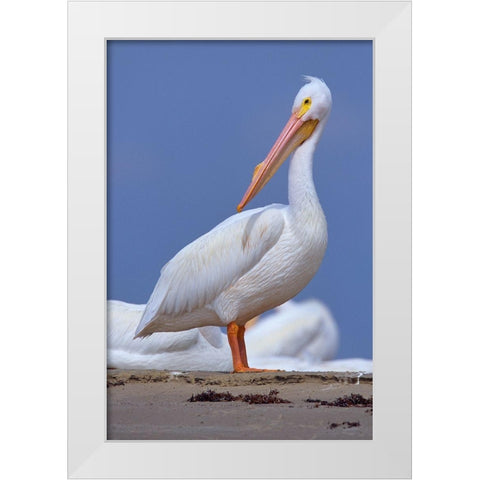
[296, 97, 312, 118]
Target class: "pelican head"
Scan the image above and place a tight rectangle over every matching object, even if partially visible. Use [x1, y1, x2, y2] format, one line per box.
[292, 76, 332, 122]
[237, 76, 332, 212]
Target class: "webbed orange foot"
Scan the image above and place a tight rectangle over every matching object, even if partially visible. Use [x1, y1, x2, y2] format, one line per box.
[228, 321, 281, 373]
[232, 366, 280, 373]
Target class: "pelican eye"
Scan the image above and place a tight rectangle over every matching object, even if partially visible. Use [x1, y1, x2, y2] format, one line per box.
[296, 96, 312, 118]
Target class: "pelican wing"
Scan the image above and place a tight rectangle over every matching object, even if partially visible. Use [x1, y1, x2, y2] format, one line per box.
[135, 206, 285, 336]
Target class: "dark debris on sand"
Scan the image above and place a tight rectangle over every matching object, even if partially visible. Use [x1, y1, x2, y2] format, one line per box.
[242, 389, 292, 404]
[188, 389, 291, 405]
[329, 421, 360, 429]
[305, 393, 373, 408]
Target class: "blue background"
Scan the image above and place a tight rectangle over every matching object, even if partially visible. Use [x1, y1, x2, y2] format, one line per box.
[107, 41, 372, 359]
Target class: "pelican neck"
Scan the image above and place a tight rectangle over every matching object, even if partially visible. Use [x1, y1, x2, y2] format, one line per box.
[287, 122, 324, 213]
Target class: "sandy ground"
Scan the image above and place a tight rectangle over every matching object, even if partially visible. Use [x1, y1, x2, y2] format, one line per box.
[107, 370, 372, 440]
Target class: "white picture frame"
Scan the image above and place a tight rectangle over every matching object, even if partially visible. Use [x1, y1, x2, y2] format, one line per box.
[68, 0, 411, 478]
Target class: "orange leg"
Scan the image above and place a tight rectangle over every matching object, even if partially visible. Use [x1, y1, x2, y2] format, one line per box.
[237, 325, 249, 367]
[227, 322, 244, 372]
[227, 322, 277, 373]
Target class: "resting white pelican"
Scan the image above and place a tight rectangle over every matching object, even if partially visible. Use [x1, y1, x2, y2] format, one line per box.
[135, 76, 332, 372]
[108, 299, 340, 371]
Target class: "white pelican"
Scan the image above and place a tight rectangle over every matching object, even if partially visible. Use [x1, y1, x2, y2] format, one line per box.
[108, 299, 341, 371]
[135, 76, 332, 372]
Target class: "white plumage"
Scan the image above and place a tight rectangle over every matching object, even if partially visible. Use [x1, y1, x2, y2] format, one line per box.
[109, 301, 232, 371]
[135, 206, 286, 334]
[134, 77, 333, 372]
[109, 299, 351, 372]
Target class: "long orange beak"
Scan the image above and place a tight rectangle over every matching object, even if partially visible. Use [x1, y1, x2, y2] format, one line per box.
[237, 113, 319, 212]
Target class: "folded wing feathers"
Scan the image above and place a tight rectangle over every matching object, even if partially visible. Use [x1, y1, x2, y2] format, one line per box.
[135, 208, 285, 336]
